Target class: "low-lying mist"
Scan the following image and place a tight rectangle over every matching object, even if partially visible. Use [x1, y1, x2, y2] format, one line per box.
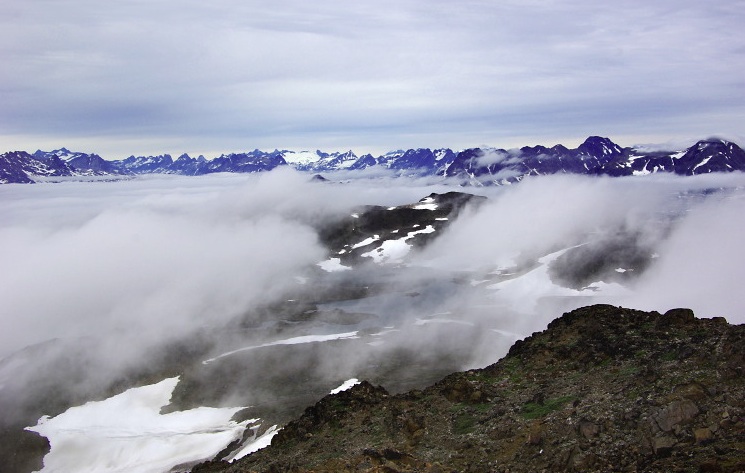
[2, 169, 745, 429]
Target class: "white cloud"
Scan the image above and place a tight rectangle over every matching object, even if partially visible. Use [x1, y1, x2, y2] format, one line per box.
[0, 1, 743, 156]
[0, 169, 463, 361]
[414, 174, 664, 270]
[624, 193, 745, 323]
[0, 172, 329, 360]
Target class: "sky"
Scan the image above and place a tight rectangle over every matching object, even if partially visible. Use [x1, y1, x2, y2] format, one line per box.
[1, 0, 744, 159]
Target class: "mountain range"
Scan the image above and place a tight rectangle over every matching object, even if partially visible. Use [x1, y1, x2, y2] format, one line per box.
[2, 136, 745, 184]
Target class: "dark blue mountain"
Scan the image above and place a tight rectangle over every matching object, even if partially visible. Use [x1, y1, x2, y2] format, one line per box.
[117, 154, 174, 174]
[347, 153, 379, 170]
[34, 148, 122, 176]
[168, 154, 207, 176]
[673, 139, 745, 175]
[438, 136, 745, 184]
[3, 137, 745, 183]
[595, 138, 745, 177]
[1, 151, 75, 183]
[442, 136, 634, 183]
[198, 150, 287, 174]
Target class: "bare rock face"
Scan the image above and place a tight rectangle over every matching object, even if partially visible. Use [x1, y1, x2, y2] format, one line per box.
[195, 305, 745, 473]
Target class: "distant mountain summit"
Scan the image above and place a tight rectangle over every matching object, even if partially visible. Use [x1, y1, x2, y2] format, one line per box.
[3, 136, 745, 184]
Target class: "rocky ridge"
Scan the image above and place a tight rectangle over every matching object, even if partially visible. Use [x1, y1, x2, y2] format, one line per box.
[317, 192, 487, 266]
[195, 305, 745, 473]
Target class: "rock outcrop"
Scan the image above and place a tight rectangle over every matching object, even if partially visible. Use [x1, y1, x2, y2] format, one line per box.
[195, 305, 745, 473]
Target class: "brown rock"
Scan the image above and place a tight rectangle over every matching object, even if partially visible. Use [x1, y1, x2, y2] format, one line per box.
[652, 435, 676, 456]
[527, 421, 543, 445]
[694, 427, 713, 444]
[676, 382, 708, 402]
[698, 460, 723, 472]
[654, 399, 700, 432]
[579, 420, 600, 439]
[656, 308, 696, 328]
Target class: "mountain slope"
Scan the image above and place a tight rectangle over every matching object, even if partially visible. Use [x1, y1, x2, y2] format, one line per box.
[317, 192, 486, 268]
[195, 305, 745, 473]
[34, 148, 124, 176]
[0, 151, 77, 184]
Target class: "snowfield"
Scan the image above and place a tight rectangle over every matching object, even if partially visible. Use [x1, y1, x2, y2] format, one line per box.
[26, 377, 270, 473]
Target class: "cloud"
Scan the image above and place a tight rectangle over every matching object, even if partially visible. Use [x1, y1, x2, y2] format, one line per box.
[0, 174, 326, 363]
[400, 172, 745, 364]
[1, 1, 744, 156]
[3, 169, 745, 466]
[413, 174, 667, 270]
[624, 191, 745, 323]
[0, 169, 745, 420]
[0, 168, 461, 363]
[473, 149, 511, 167]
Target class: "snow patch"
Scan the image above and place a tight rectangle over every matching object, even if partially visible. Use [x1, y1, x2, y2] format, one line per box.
[352, 235, 380, 249]
[282, 150, 321, 165]
[361, 239, 411, 264]
[203, 332, 360, 364]
[26, 377, 251, 473]
[361, 226, 436, 264]
[317, 258, 352, 272]
[227, 425, 280, 461]
[330, 378, 361, 394]
[693, 156, 713, 172]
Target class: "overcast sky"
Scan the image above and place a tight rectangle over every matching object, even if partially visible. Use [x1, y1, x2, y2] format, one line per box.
[1, 0, 744, 158]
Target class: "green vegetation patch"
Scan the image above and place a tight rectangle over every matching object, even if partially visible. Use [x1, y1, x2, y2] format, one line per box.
[521, 395, 576, 420]
[661, 351, 678, 362]
[452, 413, 477, 435]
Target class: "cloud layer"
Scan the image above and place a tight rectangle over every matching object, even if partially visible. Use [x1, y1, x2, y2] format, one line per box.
[0, 170, 457, 361]
[3, 171, 745, 436]
[1, 1, 744, 156]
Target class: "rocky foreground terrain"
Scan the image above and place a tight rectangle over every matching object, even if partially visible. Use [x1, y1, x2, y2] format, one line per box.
[195, 305, 745, 473]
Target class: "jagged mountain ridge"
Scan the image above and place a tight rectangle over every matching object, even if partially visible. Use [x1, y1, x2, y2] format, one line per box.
[2, 136, 745, 184]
